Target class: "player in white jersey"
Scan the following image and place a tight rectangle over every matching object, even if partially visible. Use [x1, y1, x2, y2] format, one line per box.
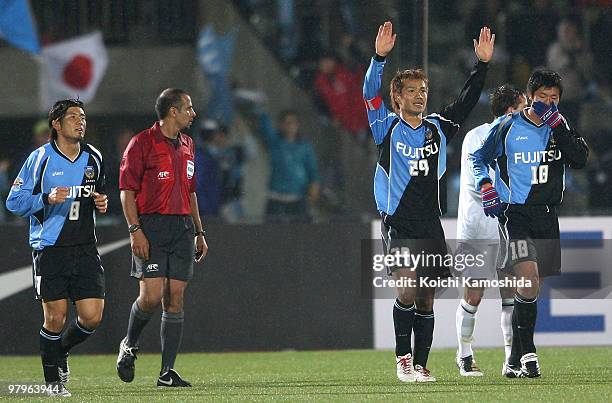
[455, 85, 527, 376]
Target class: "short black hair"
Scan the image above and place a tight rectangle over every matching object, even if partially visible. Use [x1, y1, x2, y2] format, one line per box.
[527, 69, 563, 98]
[155, 88, 189, 120]
[48, 99, 84, 139]
[490, 85, 525, 117]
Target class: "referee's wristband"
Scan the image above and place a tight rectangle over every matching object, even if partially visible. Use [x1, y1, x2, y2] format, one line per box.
[195, 230, 206, 237]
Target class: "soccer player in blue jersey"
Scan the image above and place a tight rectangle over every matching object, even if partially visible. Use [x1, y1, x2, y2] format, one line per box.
[363, 21, 494, 382]
[6, 99, 107, 397]
[470, 70, 588, 377]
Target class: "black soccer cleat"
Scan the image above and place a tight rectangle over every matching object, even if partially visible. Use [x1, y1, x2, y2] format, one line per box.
[520, 353, 541, 378]
[116, 337, 138, 382]
[456, 354, 483, 377]
[502, 361, 523, 378]
[58, 352, 70, 384]
[157, 369, 192, 387]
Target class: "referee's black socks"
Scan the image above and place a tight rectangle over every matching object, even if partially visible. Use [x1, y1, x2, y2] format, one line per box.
[513, 293, 537, 356]
[413, 310, 435, 368]
[61, 319, 95, 353]
[40, 328, 62, 383]
[127, 301, 153, 346]
[393, 299, 415, 357]
[160, 311, 184, 373]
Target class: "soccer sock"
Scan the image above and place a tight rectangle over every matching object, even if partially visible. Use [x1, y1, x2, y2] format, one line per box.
[393, 299, 415, 357]
[60, 319, 95, 353]
[413, 310, 435, 368]
[160, 311, 184, 373]
[456, 300, 478, 358]
[126, 300, 153, 347]
[40, 328, 62, 383]
[508, 305, 522, 367]
[500, 299, 514, 362]
[514, 293, 537, 356]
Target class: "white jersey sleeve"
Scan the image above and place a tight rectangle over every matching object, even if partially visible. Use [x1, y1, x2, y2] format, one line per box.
[457, 122, 499, 240]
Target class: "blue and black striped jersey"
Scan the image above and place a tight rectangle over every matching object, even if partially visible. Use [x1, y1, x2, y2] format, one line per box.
[469, 110, 588, 205]
[6, 141, 105, 250]
[363, 56, 488, 220]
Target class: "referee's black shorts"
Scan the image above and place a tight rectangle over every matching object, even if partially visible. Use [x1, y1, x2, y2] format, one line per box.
[381, 215, 451, 279]
[32, 243, 105, 302]
[498, 204, 561, 278]
[131, 214, 195, 282]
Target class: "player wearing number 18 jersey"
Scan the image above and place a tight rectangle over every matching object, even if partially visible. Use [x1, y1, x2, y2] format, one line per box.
[364, 22, 494, 383]
[470, 70, 588, 378]
[6, 99, 107, 397]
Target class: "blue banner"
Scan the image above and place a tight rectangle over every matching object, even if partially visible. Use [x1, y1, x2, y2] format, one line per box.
[0, 0, 40, 54]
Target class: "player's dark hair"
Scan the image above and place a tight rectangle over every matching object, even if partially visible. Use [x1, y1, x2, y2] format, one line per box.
[390, 69, 429, 113]
[155, 88, 189, 120]
[490, 85, 525, 117]
[527, 69, 563, 99]
[48, 98, 85, 140]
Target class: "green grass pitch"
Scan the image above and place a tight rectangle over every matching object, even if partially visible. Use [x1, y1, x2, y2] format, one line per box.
[2, 347, 611, 401]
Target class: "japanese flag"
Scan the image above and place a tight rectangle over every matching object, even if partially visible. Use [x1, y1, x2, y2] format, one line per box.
[39, 31, 108, 111]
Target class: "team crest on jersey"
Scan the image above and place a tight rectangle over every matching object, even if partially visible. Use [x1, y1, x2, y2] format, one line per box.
[84, 166, 95, 179]
[425, 129, 433, 140]
[12, 177, 24, 190]
[549, 135, 556, 146]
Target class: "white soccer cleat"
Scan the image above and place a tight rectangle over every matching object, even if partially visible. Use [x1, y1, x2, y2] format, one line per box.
[46, 382, 71, 397]
[520, 353, 541, 378]
[414, 365, 437, 382]
[396, 353, 416, 382]
[456, 353, 483, 377]
[502, 360, 522, 378]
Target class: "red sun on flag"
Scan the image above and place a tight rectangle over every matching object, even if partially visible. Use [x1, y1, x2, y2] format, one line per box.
[63, 54, 93, 90]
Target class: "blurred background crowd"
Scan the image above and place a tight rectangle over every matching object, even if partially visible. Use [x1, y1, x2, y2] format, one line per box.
[1, 0, 612, 226]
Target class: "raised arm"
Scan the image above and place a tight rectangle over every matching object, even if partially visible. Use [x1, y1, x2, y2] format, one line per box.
[363, 21, 397, 145]
[436, 27, 495, 139]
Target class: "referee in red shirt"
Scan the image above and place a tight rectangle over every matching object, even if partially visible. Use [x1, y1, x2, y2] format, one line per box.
[116, 88, 208, 387]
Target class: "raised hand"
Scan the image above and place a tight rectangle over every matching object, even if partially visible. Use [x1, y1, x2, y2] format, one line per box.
[473, 26, 495, 62]
[375, 21, 397, 57]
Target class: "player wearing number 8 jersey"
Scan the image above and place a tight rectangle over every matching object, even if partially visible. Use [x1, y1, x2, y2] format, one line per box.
[6, 99, 108, 397]
[469, 69, 588, 378]
[364, 21, 494, 383]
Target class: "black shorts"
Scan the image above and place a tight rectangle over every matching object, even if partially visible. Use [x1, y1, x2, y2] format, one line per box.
[131, 214, 195, 282]
[32, 243, 105, 302]
[498, 204, 561, 278]
[381, 216, 451, 278]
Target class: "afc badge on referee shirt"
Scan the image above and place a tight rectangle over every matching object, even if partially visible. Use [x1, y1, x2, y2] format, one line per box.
[186, 160, 194, 179]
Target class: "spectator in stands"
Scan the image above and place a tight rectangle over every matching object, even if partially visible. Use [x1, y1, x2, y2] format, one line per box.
[256, 109, 320, 223]
[314, 52, 368, 138]
[32, 119, 51, 148]
[546, 17, 594, 127]
[506, 0, 558, 82]
[195, 119, 251, 222]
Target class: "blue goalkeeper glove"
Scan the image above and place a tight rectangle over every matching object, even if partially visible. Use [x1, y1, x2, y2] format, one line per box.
[481, 185, 502, 218]
[532, 101, 563, 129]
